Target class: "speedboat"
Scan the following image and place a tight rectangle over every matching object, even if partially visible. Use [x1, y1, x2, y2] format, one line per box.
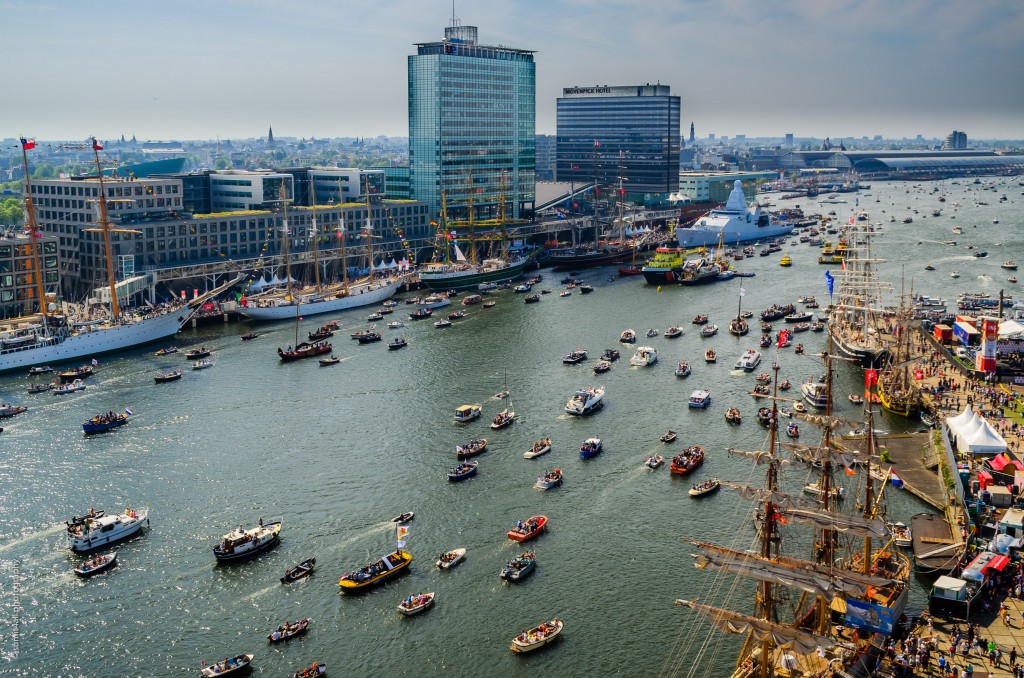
[579, 437, 603, 459]
[630, 346, 658, 367]
[337, 549, 413, 593]
[688, 479, 721, 498]
[192, 359, 214, 370]
[510, 618, 563, 653]
[437, 548, 467, 570]
[53, 379, 87, 395]
[733, 349, 761, 372]
[281, 557, 316, 583]
[73, 551, 118, 577]
[268, 618, 310, 643]
[700, 324, 718, 337]
[688, 389, 711, 408]
[619, 329, 636, 344]
[501, 551, 537, 582]
[398, 592, 436, 616]
[454, 404, 482, 423]
[67, 508, 148, 553]
[524, 440, 552, 459]
[674, 361, 691, 377]
[670, 446, 705, 474]
[507, 515, 547, 543]
[665, 326, 684, 338]
[562, 349, 588, 364]
[565, 387, 604, 415]
[447, 461, 478, 482]
[692, 314, 709, 324]
[645, 454, 664, 469]
[534, 469, 562, 490]
[212, 518, 282, 562]
[201, 654, 254, 677]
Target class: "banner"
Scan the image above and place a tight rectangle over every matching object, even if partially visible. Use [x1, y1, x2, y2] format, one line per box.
[844, 598, 895, 634]
[825, 270, 834, 297]
[865, 369, 878, 387]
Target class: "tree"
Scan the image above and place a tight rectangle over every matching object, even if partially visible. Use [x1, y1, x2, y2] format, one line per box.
[32, 163, 55, 179]
[214, 158, 232, 170]
[0, 198, 25, 226]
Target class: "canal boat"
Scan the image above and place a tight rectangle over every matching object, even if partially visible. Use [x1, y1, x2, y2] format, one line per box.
[507, 515, 547, 543]
[278, 341, 332, 361]
[337, 549, 413, 592]
[212, 518, 282, 562]
[59, 365, 94, 382]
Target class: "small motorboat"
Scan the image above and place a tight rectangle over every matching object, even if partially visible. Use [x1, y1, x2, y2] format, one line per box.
[660, 430, 677, 444]
[454, 404, 482, 423]
[456, 438, 488, 460]
[619, 329, 636, 343]
[593, 360, 611, 374]
[240, 332, 259, 341]
[524, 294, 541, 304]
[447, 461, 479, 482]
[924, 263, 935, 271]
[154, 368, 183, 383]
[700, 324, 718, 337]
[309, 328, 335, 341]
[392, 512, 415, 525]
[483, 301, 496, 308]
[534, 469, 562, 490]
[724, 407, 741, 425]
[645, 454, 664, 470]
[27, 381, 55, 393]
[510, 618, 563, 653]
[409, 308, 433, 320]
[513, 283, 532, 293]
[688, 479, 721, 498]
[434, 319, 452, 328]
[387, 320, 406, 329]
[437, 548, 467, 570]
[28, 365, 54, 375]
[559, 289, 571, 297]
[562, 349, 588, 364]
[674, 361, 691, 377]
[579, 437, 602, 459]
[281, 558, 316, 583]
[289, 662, 327, 678]
[601, 348, 620, 362]
[490, 408, 515, 430]
[154, 347, 179, 356]
[319, 355, 341, 366]
[704, 348, 716, 363]
[366, 312, 384, 322]
[849, 394, 864, 405]
[759, 335, 771, 348]
[646, 328, 659, 338]
[507, 515, 547, 543]
[192, 359, 214, 370]
[887, 522, 912, 549]
[794, 344, 804, 354]
[501, 551, 537, 581]
[398, 592, 436, 616]
[757, 407, 772, 425]
[579, 284, 594, 294]
[692, 314, 708, 325]
[671, 446, 705, 474]
[664, 326, 684, 339]
[268, 618, 310, 643]
[82, 411, 129, 433]
[59, 365, 94, 382]
[793, 401, 807, 413]
[1010, 277, 1019, 284]
[1002, 260, 1019, 270]
[786, 423, 800, 439]
[524, 439, 552, 459]
[184, 347, 211, 360]
[448, 310, 465, 320]
[201, 654, 254, 677]
[53, 379, 87, 395]
[73, 551, 118, 578]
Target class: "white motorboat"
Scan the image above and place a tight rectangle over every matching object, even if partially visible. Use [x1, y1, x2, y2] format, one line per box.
[397, 591, 436, 616]
[688, 389, 711, 408]
[524, 440, 552, 459]
[950, 271, 961, 279]
[565, 386, 605, 415]
[630, 346, 658, 367]
[700, 324, 719, 337]
[66, 508, 149, 553]
[800, 381, 829, 409]
[53, 378, 87, 395]
[387, 320, 405, 329]
[419, 294, 452, 309]
[887, 521, 912, 548]
[437, 548, 467, 570]
[674, 361, 691, 377]
[212, 518, 283, 562]
[192, 359, 213, 370]
[733, 349, 762, 372]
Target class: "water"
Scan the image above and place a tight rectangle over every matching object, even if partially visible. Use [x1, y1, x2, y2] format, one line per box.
[0, 177, 1020, 677]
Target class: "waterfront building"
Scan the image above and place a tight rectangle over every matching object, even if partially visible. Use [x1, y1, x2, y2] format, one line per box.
[209, 170, 293, 212]
[943, 130, 968, 150]
[408, 22, 536, 221]
[535, 134, 557, 181]
[677, 171, 776, 204]
[556, 84, 680, 201]
[0, 231, 59, 319]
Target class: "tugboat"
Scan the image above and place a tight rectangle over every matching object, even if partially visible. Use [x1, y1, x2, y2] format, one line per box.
[212, 518, 282, 562]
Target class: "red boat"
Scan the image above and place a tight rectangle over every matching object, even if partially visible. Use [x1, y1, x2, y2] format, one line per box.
[670, 446, 705, 475]
[507, 515, 547, 543]
[618, 266, 642, 277]
[278, 341, 332, 361]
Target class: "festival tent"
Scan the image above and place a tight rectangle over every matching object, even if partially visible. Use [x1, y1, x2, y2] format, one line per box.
[386, 259, 399, 269]
[247, 276, 272, 291]
[960, 420, 1008, 455]
[946, 406, 978, 436]
[998, 319, 1024, 339]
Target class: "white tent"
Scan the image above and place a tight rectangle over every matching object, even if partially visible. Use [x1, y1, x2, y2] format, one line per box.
[247, 276, 272, 291]
[946, 406, 978, 436]
[376, 260, 387, 270]
[386, 258, 399, 269]
[999, 319, 1024, 339]
[961, 420, 1007, 455]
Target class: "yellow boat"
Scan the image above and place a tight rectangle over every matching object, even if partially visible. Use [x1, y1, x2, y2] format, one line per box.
[338, 548, 412, 592]
[779, 253, 793, 267]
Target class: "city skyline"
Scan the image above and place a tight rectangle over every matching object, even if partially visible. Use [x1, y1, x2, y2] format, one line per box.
[3, 0, 1022, 141]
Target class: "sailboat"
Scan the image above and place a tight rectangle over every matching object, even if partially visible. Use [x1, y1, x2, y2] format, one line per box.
[827, 222, 892, 368]
[0, 137, 203, 374]
[617, 178, 643, 276]
[491, 368, 515, 429]
[729, 284, 749, 336]
[675, 352, 910, 677]
[241, 175, 403, 321]
[418, 176, 528, 291]
[875, 291, 922, 417]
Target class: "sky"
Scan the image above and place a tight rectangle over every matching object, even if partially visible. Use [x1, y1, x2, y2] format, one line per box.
[3, 0, 1022, 142]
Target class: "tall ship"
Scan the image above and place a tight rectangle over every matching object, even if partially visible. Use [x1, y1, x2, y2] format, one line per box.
[0, 138, 197, 374]
[418, 185, 528, 291]
[875, 299, 922, 417]
[676, 180, 794, 248]
[827, 223, 892, 368]
[240, 179, 402, 321]
[677, 356, 910, 677]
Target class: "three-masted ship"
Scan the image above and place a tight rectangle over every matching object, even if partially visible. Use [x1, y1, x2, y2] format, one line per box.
[827, 223, 892, 368]
[875, 300, 922, 417]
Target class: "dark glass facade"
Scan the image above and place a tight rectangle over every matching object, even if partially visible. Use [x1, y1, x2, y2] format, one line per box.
[556, 85, 680, 198]
[408, 26, 535, 221]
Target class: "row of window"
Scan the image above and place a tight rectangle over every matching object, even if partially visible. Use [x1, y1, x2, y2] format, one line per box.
[0, 270, 59, 292]
[31, 183, 179, 196]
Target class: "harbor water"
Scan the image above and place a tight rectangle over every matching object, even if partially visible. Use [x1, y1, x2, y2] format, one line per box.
[0, 177, 1020, 677]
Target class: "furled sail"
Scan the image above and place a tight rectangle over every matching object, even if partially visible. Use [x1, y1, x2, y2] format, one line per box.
[783, 507, 890, 539]
[721, 482, 808, 509]
[781, 442, 864, 468]
[674, 600, 835, 654]
[727, 447, 794, 466]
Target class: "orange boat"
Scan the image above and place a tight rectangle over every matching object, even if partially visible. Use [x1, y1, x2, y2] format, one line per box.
[670, 446, 705, 475]
[507, 515, 547, 543]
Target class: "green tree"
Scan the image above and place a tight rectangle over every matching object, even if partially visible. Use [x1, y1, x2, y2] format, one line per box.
[0, 198, 25, 226]
[214, 158, 232, 170]
[32, 163, 55, 179]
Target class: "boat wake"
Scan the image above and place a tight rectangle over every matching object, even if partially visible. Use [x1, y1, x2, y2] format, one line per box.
[0, 522, 66, 555]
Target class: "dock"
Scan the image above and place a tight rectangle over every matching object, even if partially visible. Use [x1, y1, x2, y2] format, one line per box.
[835, 431, 947, 509]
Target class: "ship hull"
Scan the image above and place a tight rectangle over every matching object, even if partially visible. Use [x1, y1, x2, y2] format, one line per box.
[419, 260, 528, 291]
[676, 222, 795, 248]
[0, 311, 188, 375]
[829, 329, 889, 369]
[641, 267, 681, 285]
[550, 248, 631, 270]
[240, 280, 401, 321]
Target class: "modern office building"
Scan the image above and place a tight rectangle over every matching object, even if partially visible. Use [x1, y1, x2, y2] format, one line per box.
[678, 171, 776, 204]
[535, 135, 557, 181]
[556, 84, 680, 201]
[408, 22, 536, 221]
[209, 170, 294, 212]
[0, 231, 59, 319]
[943, 130, 968, 150]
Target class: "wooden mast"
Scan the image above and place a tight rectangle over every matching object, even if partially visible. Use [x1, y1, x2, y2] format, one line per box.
[499, 171, 508, 261]
[364, 175, 374, 281]
[309, 180, 322, 294]
[90, 138, 120, 319]
[337, 178, 349, 294]
[467, 169, 476, 265]
[757, 358, 782, 678]
[19, 139, 48, 328]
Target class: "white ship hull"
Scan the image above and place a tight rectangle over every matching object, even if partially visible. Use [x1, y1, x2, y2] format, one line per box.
[240, 280, 402, 321]
[676, 221, 795, 248]
[0, 311, 188, 374]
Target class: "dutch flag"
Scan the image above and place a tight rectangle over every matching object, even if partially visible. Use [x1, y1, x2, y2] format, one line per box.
[124, 407, 134, 416]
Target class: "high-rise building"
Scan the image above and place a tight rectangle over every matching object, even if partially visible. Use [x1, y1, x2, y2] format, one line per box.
[556, 84, 680, 200]
[785, 133, 794, 147]
[408, 22, 536, 221]
[943, 130, 968, 150]
[689, 122, 695, 145]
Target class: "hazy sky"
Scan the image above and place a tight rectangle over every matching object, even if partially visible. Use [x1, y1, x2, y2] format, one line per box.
[4, 0, 1022, 141]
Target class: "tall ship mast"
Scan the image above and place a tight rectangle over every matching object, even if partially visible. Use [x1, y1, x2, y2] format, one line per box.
[0, 137, 198, 374]
[875, 291, 923, 417]
[240, 173, 403, 321]
[827, 222, 892, 368]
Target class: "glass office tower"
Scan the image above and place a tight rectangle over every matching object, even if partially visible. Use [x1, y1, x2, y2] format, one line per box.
[556, 85, 680, 200]
[409, 24, 536, 221]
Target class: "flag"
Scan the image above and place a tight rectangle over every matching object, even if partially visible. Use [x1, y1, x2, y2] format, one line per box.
[740, 287, 746, 297]
[914, 369, 924, 381]
[92, 138, 103, 151]
[824, 270, 835, 297]
[124, 407, 134, 416]
[593, 140, 600, 147]
[845, 466, 857, 476]
[849, 215, 854, 225]
[890, 470, 903, 488]
[777, 329, 790, 348]
[865, 369, 878, 387]
[91, 358, 99, 366]
[20, 137, 35, 150]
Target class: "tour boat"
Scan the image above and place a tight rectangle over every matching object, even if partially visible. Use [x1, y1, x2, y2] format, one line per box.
[437, 548, 467, 570]
[397, 592, 436, 616]
[507, 515, 547, 543]
[268, 618, 310, 643]
[670, 446, 705, 475]
[510, 619, 563, 653]
[73, 551, 118, 578]
[154, 368, 183, 383]
[645, 454, 664, 470]
[67, 508, 148, 553]
[579, 437, 602, 459]
[688, 389, 711, 408]
[524, 440, 552, 459]
[688, 479, 721, 498]
[456, 439, 488, 460]
[337, 549, 413, 592]
[213, 519, 282, 562]
[454, 404, 482, 423]
[447, 461, 479, 482]
[82, 411, 130, 434]
[534, 469, 562, 490]
[201, 654, 254, 677]
[674, 361, 691, 377]
[619, 329, 636, 344]
[501, 551, 537, 582]
[319, 355, 341, 366]
[281, 558, 316, 583]
[53, 379, 87, 395]
[630, 346, 658, 367]
[704, 348, 716, 363]
[564, 386, 604, 416]
[733, 349, 761, 372]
